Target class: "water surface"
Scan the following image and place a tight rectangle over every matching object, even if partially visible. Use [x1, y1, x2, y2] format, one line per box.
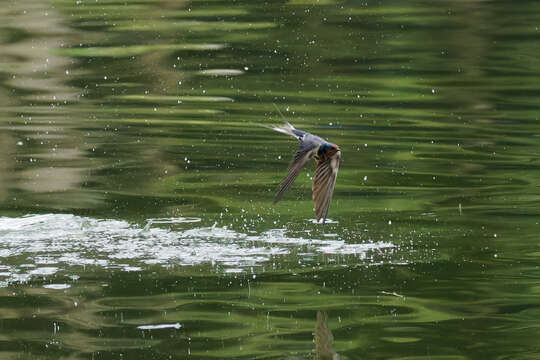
[1, 0, 540, 358]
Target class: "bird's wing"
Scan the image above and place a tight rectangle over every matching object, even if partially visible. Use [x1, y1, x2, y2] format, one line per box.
[312, 151, 341, 223]
[274, 145, 318, 203]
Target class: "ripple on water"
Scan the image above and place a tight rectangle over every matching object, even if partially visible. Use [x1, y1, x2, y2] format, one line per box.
[0, 214, 395, 286]
[43, 283, 71, 290]
[137, 323, 182, 330]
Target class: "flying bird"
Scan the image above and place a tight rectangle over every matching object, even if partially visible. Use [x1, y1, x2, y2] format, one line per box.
[266, 113, 341, 223]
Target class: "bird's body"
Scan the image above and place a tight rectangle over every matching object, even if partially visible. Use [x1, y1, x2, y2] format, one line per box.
[267, 121, 341, 223]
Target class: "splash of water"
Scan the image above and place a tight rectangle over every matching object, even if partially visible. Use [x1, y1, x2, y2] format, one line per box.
[0, 214, 394, 286]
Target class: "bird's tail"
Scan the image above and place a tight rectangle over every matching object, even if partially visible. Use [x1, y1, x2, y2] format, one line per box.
[260, 104, 302, 139]
[263, 121, 301, 140]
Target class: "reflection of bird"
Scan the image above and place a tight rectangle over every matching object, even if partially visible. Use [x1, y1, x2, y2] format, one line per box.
[315, 311, 340, 360]
[266, 118, 341, 223]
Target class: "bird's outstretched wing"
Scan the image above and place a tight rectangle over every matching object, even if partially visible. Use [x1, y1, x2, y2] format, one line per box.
[312, 151, 341, 222]
[274, 145, 318, 203]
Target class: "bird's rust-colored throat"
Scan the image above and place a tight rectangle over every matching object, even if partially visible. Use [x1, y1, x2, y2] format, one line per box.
[327, 145, 340, 157]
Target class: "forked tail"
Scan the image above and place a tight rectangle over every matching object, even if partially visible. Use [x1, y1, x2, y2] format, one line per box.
[260, 104, 303, 139]
[267, 121, 301, 139]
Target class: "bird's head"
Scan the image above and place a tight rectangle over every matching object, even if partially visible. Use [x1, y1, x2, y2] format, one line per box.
[319, 143, 340, 157]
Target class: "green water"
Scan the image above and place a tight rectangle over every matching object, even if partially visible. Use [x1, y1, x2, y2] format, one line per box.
[1, 0, 540, 358]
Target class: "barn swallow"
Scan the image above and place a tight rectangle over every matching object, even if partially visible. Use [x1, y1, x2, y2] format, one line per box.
[266, 115, 341, 223]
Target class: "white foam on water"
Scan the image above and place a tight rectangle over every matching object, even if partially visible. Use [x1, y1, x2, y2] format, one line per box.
[29, 267, 59, 276]
[307, 218, 339, 224]
[0, 214, 395, 286]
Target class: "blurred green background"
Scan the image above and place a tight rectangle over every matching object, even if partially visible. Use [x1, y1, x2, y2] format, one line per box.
[1, 0, 540, 359]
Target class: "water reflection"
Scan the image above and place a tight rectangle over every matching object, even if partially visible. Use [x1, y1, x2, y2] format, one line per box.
[0, 133, 13, 202]
[315, 311, 340, 360]
[0, 0, 97, 210]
